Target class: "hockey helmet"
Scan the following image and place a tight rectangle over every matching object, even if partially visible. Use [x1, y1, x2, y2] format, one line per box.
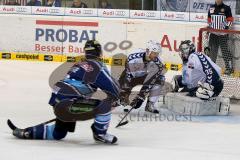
[84, 40, 102, 59]
[146, 40, 162, 54]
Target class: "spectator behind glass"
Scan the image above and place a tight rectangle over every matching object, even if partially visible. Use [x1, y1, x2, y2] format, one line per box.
[5, 0, 20, 5]
[46, 0, 61, 7]
[160, 0, 188, 12]
[71, 0, 88, 8]
[99, 0, 112, 9]
[27, 0, 41, 6]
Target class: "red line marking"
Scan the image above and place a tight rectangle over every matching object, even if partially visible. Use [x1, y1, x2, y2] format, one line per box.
[36, 20, 98, 27]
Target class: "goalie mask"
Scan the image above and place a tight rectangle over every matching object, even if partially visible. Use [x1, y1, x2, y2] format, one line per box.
[179, 40, 196, 64]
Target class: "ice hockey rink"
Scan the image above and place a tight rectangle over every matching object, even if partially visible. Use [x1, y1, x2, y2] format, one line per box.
[0, 60, 240, 160]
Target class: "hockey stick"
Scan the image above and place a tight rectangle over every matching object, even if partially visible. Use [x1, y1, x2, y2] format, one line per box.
[115, 107, 134, 128]
[7, 118, 57, 131]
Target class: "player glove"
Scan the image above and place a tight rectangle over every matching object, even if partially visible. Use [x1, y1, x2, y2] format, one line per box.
[130, 96, 144, 109]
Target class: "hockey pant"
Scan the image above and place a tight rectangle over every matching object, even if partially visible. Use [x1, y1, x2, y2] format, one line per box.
[119, 73, 163, 105]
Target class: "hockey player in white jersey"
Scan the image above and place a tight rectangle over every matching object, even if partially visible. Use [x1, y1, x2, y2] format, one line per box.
[172, 40, 224, 100]
[119, 40, 166, 113]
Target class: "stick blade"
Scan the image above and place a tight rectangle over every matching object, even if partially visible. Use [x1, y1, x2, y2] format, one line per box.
[7, 119, 17, 130]
[115, 120, 129, 128]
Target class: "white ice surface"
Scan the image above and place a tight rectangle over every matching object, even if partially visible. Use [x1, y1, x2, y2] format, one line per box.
[0, 60, 240, 160]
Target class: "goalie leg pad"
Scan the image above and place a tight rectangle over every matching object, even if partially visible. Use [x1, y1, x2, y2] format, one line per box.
[164, 93, 230, 116]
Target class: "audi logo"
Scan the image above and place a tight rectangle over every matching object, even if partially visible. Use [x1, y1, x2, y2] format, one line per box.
[49, 9, 60, 14]
[115, 11, 127, 16]
[175, 14, 185, 19]
[145, 12, 156, 17]
[16, 7, 28, 13]
[83, 10, 94, 15]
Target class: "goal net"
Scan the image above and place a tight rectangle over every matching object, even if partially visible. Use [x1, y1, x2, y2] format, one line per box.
[198, 27, 240, 99]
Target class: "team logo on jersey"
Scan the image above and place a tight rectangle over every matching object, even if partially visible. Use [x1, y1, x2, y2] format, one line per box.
[210, 8, 215, 14]
[80, 62, 94, 72]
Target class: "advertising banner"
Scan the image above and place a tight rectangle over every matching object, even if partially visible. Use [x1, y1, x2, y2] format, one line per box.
[98, 9, 129, 18]
[65, 8, 98, 17]
[0, 14, 207, 64]
[130, 10, 161, 20]
[31, 6, 65, 16]
[190, 12, 207, 22]
[160, 11, 189, 21]
[159, 0, 238, 14]
[0, 6, 31, 14]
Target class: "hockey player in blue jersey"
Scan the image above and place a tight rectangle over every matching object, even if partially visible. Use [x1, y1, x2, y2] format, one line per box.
[8, 40, 120, 144]
[119, 40, 166, 113]
[172, 40, 224, 100]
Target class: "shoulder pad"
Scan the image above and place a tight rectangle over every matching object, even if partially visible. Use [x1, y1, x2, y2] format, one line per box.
[128, 52, 145, 62]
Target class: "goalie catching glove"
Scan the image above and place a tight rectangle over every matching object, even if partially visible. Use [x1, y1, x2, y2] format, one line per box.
[196, 82, 214, 100]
